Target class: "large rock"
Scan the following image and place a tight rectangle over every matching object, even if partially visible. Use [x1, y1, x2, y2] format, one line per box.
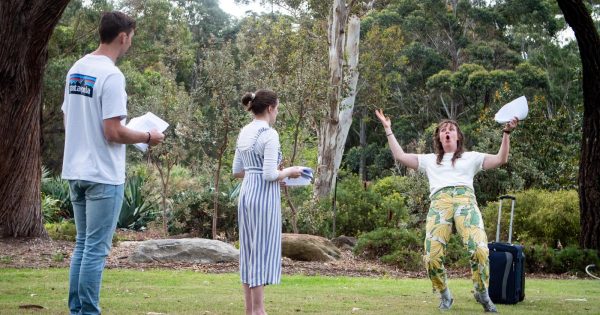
[130, 238, 239, 264]
[282, 233, 340, 262]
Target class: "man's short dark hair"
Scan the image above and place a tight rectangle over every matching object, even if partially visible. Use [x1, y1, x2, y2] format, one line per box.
[99, 11, 136, 44]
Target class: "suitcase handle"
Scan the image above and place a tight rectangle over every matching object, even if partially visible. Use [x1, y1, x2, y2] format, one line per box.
[496, 195, 516, 243]
[499, 195, 516, 200]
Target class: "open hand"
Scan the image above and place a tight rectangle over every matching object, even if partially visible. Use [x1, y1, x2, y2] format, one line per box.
[375, 109, 391, 129]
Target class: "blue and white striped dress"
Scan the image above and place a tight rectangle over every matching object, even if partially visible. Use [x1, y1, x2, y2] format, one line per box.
[233, 120, 283, 287]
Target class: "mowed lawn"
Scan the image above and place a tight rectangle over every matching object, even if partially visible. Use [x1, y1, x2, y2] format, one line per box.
[1, 268, 599, 314]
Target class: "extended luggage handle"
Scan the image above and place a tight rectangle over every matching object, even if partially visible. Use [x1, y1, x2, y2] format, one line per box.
[496, 195, 516, 243]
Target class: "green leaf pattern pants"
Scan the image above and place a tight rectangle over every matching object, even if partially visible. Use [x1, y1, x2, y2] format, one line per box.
[423, 186, 489, 293]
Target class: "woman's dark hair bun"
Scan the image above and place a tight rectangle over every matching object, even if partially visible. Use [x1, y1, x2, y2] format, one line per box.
[240, 90, 277, 114]
[241, 92, 254, 111]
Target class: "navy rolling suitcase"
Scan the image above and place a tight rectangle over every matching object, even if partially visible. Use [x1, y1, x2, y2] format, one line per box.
[488, 195, 525, 304]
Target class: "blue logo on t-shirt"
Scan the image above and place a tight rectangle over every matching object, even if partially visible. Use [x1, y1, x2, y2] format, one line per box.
[69, 73, 96, 97]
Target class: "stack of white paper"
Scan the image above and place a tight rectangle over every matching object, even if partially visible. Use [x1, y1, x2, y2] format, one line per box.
[125, 112, 169, 152]
[495, 96, 529, 123]
[283, 167, 314, 186]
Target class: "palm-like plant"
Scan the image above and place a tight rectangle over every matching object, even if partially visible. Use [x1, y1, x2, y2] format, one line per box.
[118, 175, 157, 230]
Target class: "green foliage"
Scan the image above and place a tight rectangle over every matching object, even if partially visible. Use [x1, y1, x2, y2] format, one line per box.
[0, 256, 13, 264]
[41, 172, 73, 222]
[118, 174, 157, 230]
[343, 144, 395, 179]
[354, 227, 471, 271]
[331, 174, 401, 236]
[354, 227, 423, 271]
[163, 166, 240, 239]
[482, 189, 579, 247]
[42, 194, 62, 224]
[38, 0, 588, 244]
[45, 221, 77, 242]
[51, 252, 66, 263]
[525, 245, 600, 274]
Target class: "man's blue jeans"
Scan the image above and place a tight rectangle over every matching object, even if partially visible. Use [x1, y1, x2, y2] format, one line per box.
[68, 180, 124, 315]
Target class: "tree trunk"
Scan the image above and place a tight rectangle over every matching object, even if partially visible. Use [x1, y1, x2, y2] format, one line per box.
[359, 106, 367, 182]
[212, 97, 230, 240]
[212, 151, 224, 239]
[0, 0, 70, 237]
[557, 0, 600, 250]
[154, 159, 173, 237]
[314, 5, 360, 198]
[282, 100, 305, 234]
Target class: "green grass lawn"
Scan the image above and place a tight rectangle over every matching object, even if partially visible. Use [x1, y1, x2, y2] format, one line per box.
[1, 268, 599, 314]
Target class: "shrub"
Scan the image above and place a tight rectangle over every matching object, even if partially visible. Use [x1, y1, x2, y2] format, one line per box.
[41, 175, 72, 222]
[481, 189, 579, 247]
[354, 228, 424, 271]
[386, 171, 429, 229]
[42, 194, 62, 223]
[324, 173, 425, 237]
[371, 176, 409, 228]
[354, 228, 473, 271]
[281, 185, 332, 236]
[170, 182, 239, 239]
[118, 174, 157, 230]
[45, 221, 76, 241]
[525, 245, 600, 274]
[444, 234, 472, 268]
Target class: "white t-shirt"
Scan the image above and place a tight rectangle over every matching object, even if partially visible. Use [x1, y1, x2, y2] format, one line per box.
[232, 120, 281, 181]
[61, 54, 128, 185]
[417, 151, 486, 197]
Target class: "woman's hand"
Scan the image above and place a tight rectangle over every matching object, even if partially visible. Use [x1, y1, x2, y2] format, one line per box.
[283, 166, 302, 178]
[375, 109, 392, 130]
[503, 117, 519, 133]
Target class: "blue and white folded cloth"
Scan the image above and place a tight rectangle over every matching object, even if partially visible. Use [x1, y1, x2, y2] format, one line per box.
[283, 167, 314, 186]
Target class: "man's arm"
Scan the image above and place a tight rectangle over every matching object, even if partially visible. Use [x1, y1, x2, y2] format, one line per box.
[103, 117, 164, 145]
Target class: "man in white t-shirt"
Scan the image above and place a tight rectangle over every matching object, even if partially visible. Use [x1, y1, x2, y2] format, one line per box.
[376, 109, 518, 313]
[61, 11, 164, 315]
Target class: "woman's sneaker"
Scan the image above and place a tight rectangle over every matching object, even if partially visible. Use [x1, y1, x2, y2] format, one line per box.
[473, 290, 498, 313]
[439, 288, 454, 310]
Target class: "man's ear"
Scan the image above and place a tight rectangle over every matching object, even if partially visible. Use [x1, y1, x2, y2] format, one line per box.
[119, 32, 127, 44]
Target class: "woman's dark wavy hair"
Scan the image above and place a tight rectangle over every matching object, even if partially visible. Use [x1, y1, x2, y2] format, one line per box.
[241, 89, 278, 115]
[433, 119, 465, 166]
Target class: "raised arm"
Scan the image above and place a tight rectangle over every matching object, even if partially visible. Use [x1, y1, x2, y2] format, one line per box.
[375, 109, 419, 170]
[483, 117, 519, 170]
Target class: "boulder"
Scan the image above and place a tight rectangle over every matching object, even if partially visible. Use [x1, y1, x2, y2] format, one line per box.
[130, 238, 239, 264]
[282, 233, 340, 262]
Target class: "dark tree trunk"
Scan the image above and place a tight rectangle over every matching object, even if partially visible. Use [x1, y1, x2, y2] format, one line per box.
[0, 0, 71, 237]
[359, 107, 367, 182]
[557, 0, 600, 250]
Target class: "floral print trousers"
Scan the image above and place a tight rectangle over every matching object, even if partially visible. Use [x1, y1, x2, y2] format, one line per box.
[423, 186, 490, 293]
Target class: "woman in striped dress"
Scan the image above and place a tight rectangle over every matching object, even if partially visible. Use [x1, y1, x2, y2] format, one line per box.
[232, 89, 302, 315]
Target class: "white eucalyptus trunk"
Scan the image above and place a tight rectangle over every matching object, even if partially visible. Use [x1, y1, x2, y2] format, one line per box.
[314, 7, 361, 198]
